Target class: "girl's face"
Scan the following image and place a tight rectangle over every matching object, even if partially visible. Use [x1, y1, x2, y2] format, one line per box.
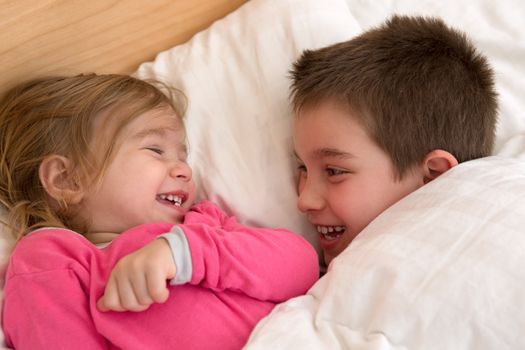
[293, 100, 423, 266]
[77, 106, 196, 235]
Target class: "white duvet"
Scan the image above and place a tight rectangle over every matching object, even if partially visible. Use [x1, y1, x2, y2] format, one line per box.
[245, 157, 525, 349]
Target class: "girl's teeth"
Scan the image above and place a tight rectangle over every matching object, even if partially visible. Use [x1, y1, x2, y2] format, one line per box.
[159, 194, 183, 206]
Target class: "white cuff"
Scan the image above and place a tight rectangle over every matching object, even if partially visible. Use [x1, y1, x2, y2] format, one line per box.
[158, 226, 192, 285]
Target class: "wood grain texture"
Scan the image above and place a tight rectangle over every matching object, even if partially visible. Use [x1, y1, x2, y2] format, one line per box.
[0, 0, 245, 95]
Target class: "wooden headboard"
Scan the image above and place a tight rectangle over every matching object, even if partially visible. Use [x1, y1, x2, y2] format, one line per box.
[0, 0, 245, 95]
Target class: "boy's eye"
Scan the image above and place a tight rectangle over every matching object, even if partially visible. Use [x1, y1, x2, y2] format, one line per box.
[326, 167, 347, 176]
[297, 164, 307, 173]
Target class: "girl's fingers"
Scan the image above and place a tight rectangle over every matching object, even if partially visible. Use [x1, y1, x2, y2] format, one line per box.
[97, 276, 125, 312]
[130, 273, 154, 307]
[146, 267, 169, 304]
[116, 274, 148, 312]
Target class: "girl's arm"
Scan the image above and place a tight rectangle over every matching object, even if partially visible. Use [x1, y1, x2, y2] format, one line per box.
[97, 202, 319, 312]
[181, 221, 319, 302]
[97, 221, 319, 313]
[179, 201, 319, 302]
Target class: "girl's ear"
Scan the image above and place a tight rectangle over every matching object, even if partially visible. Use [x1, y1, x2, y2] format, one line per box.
[421, 149, 459, 184]
[39, 155, 84, 205]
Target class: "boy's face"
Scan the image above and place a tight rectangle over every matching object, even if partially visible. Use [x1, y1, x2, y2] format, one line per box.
[294, 100, 423, 266]
[77, 107, 196, 235]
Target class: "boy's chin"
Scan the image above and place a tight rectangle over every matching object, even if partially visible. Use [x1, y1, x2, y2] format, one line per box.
[323, 251, 335, 266]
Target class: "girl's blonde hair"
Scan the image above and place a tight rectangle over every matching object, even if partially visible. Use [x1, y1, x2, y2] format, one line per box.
[0, 74, 184, 240]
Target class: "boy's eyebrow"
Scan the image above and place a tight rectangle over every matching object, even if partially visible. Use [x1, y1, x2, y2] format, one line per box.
[315, 148, 355, 159]
[293, 148, 355, 160]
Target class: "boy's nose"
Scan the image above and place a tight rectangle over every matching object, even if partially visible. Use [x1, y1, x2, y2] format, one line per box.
[170, 161, 192, 181]
[297, 180, 325, 213]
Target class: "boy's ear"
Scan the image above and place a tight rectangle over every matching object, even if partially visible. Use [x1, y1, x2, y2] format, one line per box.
[39, 155, 84, 205]
[421, 149, 459, 184]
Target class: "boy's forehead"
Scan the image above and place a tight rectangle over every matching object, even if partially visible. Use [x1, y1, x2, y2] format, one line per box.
[293, 100, 357, 132]
[293, 101, 375, 160]
[295, 96, 354, 117]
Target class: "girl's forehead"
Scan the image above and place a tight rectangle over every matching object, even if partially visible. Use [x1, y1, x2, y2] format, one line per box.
[130, 108, 183, 130]
[126, 113, 186, 145]
[93, 106, 186, 148]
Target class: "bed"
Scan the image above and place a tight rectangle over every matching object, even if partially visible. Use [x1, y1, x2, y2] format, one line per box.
[1, 0, 525, 349]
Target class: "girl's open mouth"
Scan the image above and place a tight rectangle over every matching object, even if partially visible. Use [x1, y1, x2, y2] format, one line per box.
[156, 193, 186, 207]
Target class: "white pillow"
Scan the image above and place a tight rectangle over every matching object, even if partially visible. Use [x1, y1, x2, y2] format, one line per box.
[135, 0, 357, 251]
[246, 156, 525, 349]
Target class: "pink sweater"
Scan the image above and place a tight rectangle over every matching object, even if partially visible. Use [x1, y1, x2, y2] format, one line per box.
[3, 201, 319, 349]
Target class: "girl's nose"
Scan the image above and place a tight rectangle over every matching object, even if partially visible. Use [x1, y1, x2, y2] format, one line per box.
[297, 178, 325, 213]
[170, 161, 192, 181]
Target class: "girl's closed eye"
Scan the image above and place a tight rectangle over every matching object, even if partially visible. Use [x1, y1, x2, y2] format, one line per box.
[144, 146, 164, 155]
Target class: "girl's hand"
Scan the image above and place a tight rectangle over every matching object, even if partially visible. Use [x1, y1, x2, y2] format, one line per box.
[97, 239, 176, 312]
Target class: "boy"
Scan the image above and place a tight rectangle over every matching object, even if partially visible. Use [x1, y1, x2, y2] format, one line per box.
[291, 15, 498, 266]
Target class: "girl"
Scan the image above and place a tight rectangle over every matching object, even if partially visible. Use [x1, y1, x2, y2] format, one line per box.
[0, 74, 318, 349]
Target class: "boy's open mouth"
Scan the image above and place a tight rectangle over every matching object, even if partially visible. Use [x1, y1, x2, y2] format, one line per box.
[157, 193, 186, 207]
[316, 225, 346, 241]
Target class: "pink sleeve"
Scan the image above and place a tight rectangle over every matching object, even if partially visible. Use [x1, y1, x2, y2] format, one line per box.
[181, 206, 319, 302]
[3, 270, 109, 349]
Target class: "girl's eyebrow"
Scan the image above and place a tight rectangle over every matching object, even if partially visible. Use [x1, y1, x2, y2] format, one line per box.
[131, 127, 177, 140]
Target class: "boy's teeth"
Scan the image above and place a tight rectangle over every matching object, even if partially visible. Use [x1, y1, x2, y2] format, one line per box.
[316, 225, 345, 240]
[324, 234, 338, 241]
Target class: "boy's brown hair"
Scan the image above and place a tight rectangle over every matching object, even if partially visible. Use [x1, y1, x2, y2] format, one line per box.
[290, 15, 498, 178]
